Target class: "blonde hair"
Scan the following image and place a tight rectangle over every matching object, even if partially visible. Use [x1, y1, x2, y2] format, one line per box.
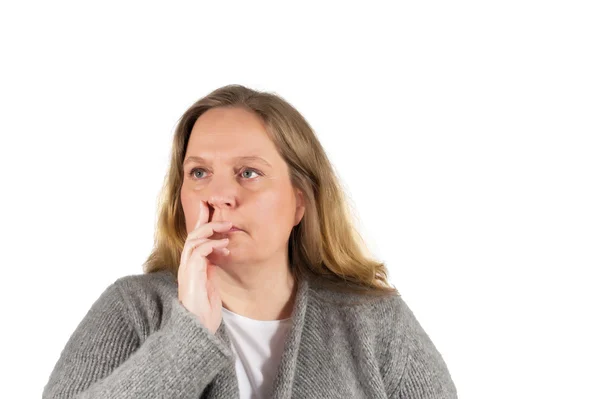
[143, 84, 399, 298]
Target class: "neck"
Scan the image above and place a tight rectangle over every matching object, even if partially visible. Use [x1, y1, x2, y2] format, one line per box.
[216, 258, 297, 321]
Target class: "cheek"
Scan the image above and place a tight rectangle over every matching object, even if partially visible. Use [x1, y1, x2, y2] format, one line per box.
[251, 189, 296, 234]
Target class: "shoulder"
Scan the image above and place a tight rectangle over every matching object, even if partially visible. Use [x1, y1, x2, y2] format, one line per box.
[306, 280, 456, 396]
[113, 269, 177, 296]
[108, 270, 179, 338]
[305, 277, 411, 336]
[305, 278, 412, 353]
[383, 295, 457, 397]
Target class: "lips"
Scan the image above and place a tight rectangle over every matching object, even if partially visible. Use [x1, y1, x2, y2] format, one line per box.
[212, 228, 242, 241]
[210, 220, 244, 237]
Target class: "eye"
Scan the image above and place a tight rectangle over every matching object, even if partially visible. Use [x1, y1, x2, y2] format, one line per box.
[189, 168, 206, 179]
[188, 167, 262, 180]
[240, 168, 261, 179]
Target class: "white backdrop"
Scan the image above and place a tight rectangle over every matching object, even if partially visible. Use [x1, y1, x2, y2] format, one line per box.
[1, 1, 598, 398]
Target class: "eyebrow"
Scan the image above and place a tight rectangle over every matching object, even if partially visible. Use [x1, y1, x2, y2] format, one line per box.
[183, 155, 272, 168]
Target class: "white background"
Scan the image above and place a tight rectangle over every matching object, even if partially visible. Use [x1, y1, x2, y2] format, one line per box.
[1, 1, 598, 398]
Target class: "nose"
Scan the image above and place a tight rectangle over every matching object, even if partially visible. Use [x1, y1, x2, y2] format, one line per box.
[206, 195, 236, 223]
[204, 174, 238, 213]
[207, 195, 234, 209]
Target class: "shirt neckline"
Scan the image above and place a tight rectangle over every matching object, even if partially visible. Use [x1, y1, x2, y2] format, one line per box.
[221, 306, 292, 323]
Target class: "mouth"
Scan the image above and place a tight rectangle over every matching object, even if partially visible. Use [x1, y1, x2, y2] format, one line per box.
[212, 226, 244, 240]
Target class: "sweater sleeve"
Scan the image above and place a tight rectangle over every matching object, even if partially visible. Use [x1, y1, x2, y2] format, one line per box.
[390, 298, 458, 399]
[42, 281, 233, 399]
[395, 347, 458, 399]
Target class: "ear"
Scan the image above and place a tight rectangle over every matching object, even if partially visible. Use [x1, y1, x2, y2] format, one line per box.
[293, 189, 305, 226]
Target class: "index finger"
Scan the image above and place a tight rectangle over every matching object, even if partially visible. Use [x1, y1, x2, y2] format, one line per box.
[194, 200, 209, 229]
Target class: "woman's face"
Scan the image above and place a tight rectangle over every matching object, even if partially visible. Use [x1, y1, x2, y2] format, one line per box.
[180, 106, 305, 268]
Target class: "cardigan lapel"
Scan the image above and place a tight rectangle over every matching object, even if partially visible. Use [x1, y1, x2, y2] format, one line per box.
[266, 275, 310, 398]
[204, 274, 312, 399]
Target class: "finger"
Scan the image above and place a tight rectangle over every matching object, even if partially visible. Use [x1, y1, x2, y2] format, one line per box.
[194, 200, 209, 229]
[180, 235, 229, 276]
[184, 239, 228, 281]
[188, 221, 233, 241]
[180, 235, 211, 269]
[191, 238, 230, 259]
[207, 246, 229, 256]
[184, 237, 229, 256]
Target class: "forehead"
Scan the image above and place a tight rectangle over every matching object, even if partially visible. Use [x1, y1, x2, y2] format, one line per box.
[185, 107, 279, 161]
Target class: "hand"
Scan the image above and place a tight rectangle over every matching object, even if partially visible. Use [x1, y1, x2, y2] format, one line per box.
[177, 200, 232, 334]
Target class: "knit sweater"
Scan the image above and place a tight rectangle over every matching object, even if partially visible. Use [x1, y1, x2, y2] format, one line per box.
[42, 270, 457, 398]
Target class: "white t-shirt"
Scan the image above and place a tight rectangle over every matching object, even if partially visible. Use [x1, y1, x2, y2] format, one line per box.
[221, 307, 292, 399]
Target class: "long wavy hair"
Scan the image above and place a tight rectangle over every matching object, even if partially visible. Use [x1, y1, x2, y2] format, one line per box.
[143, 84, 399, 299]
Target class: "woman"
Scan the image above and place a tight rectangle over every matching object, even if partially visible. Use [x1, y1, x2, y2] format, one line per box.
[42, 85, 457, 398]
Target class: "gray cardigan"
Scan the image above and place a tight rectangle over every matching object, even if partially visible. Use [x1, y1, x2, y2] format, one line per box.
[42, 270, 457, 398]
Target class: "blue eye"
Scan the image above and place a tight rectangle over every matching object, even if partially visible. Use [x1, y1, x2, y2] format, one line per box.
[190, 168, 206, 179]
[188, 167, 262, 180]
[241, 169, 260, 179]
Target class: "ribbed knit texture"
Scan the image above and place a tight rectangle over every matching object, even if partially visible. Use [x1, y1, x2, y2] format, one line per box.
[42, 270, 457, 398]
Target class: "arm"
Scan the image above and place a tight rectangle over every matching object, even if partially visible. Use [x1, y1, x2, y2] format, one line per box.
[394, 345, 458, 399]
[42, 281, 232, 399]
[389, 297, 458, 399]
